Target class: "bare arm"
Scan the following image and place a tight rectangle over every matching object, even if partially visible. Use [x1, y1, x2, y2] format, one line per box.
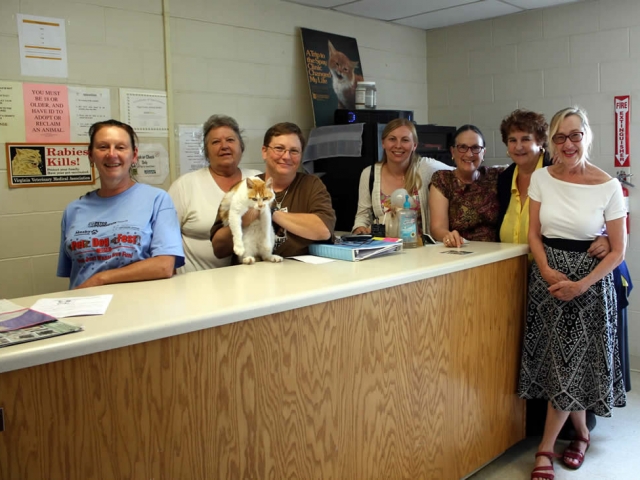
[74, 255, 176, 289]
[428, 184, 463, 247]
[272, 210, 331, 241]
[549, 217, 625, 301]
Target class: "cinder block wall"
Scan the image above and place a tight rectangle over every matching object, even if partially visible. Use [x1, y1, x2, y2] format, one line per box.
[0, 0, 428, 298]
[426, 0, 640, 369]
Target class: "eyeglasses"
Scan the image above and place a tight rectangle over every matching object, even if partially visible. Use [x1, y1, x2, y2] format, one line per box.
[455, 144, 485, 154]
[267, 145, 302, 158]
[551, 132, 584, 145]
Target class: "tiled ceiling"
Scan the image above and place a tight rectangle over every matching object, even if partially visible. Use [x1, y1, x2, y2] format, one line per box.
[283, 0, 585, 30]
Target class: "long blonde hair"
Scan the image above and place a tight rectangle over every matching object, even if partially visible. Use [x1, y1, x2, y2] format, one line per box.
[380, 118, 422, 193]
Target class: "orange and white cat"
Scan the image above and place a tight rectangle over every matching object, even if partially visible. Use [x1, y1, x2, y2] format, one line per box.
[328, 40, 363, 109]
[219, 177, 283, 265]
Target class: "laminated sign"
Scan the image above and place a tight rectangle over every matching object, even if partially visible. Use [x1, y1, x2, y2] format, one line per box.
[5, 142, 95, 188]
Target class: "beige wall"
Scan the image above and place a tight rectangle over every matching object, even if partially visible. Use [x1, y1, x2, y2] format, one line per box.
[426, 0, 640, 366]
[0, 0, 428, 298]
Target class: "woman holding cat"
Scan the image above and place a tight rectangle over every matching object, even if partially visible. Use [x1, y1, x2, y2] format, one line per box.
[169, 114, 260, 272]
[211, 122, 336, 259]
[57, 119, 184, 289]
[352, 118, 452, 238]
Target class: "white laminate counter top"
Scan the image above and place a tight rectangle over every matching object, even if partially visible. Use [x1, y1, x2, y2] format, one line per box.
[0, 242, 529, 373]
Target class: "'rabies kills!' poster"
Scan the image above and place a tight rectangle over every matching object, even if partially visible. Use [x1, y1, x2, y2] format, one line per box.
[5, 143, 95, 188]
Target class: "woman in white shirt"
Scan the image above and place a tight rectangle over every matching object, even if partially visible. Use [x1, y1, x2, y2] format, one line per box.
[351, 118, 451, 239]
[518, 107, 626, 480]
[169, 115, 260, 272]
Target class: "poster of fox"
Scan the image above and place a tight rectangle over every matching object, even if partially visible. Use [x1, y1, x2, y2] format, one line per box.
[300, 28, 365, 127]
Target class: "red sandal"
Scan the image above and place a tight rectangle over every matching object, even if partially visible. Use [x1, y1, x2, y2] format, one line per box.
[563, 434, 590, 469]
[531, 451, 561, 480]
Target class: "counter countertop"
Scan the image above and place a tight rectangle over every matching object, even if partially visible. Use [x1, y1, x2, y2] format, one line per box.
[0, 242, 528, 373]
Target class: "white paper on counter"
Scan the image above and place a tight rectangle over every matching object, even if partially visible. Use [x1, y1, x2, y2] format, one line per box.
[288, 255, 336, 264]
[31, 294, 113, 318]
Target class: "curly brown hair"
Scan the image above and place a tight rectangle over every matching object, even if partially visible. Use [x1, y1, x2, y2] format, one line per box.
[499, 109, 548, 148]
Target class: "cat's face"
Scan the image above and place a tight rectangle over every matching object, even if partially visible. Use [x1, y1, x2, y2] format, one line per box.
[205, 126, 243, 170]
[328, 40, 358, 82]
[262, 134, 302, 179]
[246, 177, 274, 210]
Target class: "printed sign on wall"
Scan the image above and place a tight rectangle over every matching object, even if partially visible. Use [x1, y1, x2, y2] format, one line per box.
[615, 95, 630, 167]
[5, 142, 95, 188]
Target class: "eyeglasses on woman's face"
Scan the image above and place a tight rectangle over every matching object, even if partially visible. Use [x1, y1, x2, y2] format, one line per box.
[455, 144, 485, 154]
[267, 145, 302, 158]
[551, 132, 584, 145]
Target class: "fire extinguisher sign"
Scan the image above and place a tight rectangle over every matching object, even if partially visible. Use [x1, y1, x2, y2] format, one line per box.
[615, 95, 630, 167]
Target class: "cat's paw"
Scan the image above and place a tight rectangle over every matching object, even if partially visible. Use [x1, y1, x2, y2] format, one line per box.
[233, 244, 245, 257]
[242, 256, 256, 265]
[267, 255, 283, 263]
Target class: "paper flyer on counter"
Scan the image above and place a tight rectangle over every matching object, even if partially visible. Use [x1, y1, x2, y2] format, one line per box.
[120, 89, 168, 137]
[178, 124, 206, 175]
[68, 86, 111, 141]
[17, 14, 68, 78]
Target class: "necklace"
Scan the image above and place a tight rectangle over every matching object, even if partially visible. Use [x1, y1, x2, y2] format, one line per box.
[275, 185, 290, 211]
[454, 169, 478, 185]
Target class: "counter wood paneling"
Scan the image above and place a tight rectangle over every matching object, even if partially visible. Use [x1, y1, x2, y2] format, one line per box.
[0, 244, 528, 480]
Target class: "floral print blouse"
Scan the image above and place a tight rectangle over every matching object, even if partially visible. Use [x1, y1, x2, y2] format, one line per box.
[430, 166, 504, 242]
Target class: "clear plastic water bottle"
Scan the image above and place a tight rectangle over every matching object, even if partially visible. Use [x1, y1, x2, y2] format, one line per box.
[398, 195, 417, 248]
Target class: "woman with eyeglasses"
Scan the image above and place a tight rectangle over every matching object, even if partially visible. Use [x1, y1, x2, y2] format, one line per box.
[211, 122, 336, 259]
[351, 118, 452, 238]
[429, 124, 504, 247]
[518, 107, 626, 480]
[168, 114, 260, 272]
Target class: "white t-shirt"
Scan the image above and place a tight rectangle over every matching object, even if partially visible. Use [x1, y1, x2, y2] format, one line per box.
[168, 167, 260, 273]
[529, 168, 626, 241]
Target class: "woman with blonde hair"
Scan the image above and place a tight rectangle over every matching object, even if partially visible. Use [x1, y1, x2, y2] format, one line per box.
[518, 106, 626, 480]
[352, 118, 452, 238]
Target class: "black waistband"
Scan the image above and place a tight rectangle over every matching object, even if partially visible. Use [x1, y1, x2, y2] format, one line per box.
[542, 236, 592, 252]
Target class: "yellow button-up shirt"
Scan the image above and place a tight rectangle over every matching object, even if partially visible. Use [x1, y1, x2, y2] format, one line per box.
[499, 154, 544, 245]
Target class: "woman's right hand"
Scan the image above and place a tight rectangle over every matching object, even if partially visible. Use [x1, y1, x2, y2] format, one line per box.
[540, 266, 569, 286]
[353, 226, 371, 235]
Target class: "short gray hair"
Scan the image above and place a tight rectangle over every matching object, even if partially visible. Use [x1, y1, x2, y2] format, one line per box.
[202, 115, 245, 157]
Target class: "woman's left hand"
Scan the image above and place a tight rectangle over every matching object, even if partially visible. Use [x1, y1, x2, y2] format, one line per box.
[548, 280, 586, 302]
[443, 230, 464, 248]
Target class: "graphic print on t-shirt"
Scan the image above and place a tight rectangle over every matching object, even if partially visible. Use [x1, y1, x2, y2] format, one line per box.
[66, 219, 147, 274]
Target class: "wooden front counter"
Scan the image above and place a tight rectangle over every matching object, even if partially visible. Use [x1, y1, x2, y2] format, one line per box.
[0, 250, 527, 480]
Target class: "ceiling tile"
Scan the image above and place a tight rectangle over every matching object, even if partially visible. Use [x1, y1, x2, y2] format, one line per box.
[394, 0, 522, 30]
[283, 0, 353, 8]
[503, 0, 582, 8]
[335, 0, 475, 22]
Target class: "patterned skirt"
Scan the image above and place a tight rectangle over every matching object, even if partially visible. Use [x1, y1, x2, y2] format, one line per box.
[517, 238, 627, 417]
